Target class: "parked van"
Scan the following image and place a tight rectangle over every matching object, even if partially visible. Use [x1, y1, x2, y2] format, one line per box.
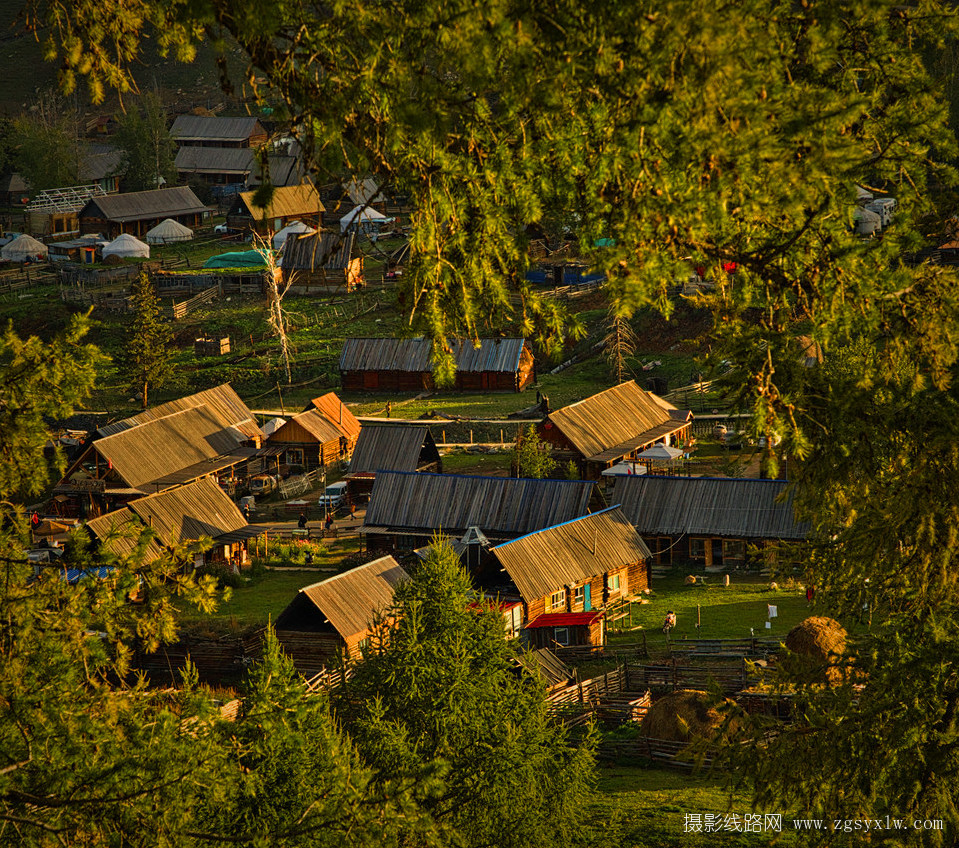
[317, 480, 348, 511]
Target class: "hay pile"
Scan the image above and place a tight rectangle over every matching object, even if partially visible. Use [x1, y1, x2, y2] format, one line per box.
[784, 616, 847, 684]
[641, 690, 733, 742]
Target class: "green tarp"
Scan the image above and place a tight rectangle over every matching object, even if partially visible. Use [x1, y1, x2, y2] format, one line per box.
[203, 250, 269, 269]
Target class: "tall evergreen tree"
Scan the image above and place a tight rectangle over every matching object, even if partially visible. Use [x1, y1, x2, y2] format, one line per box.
[512, 423, 556, 479]
[125, 271, 175, 409]
[113, 92, 177, 191]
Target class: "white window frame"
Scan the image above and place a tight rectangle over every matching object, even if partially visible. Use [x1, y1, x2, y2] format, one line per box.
[573, 584, 585, 607]
[550, 589, 565, 611]
[554, 627, 570, 646]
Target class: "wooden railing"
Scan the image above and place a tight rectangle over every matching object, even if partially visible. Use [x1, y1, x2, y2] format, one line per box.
[172, 284, 220, 319]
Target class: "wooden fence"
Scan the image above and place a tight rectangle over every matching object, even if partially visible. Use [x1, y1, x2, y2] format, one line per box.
[173, 284, 220, 319]
[596, 736, 716, 770]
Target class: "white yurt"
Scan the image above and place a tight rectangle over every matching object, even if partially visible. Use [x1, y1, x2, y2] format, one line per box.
[145, 218, 194, 245]
[272, 220, 316, 250]
[1, 234, 48, 262]
[339, 206, 393, 233]
[102, 233, 150, 259]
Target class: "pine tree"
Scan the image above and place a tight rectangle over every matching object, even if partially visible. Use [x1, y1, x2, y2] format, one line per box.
[603, 302, 638, 384]
[126, 271, 174, 409]
[512, 424, 556, 479]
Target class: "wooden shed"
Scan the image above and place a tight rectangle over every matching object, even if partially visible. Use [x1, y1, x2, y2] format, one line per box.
[340, 337, 535, 392]
[361, 471, 595, 555]
[265, 405, 359, 472]
[226, 184, 325, 236]
[539, 381, 693, 479]
[345, 423, 441, 500]
[610, 475, 808, 569]
[78, 186, 209, 239]
[490, 507, 651, 649]
[280, 230, 363, 291]
[274, 556, 409, 673]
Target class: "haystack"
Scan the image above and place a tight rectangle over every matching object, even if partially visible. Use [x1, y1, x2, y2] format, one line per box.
[784, 616, 847, 684]
[641, 690, 732, 742]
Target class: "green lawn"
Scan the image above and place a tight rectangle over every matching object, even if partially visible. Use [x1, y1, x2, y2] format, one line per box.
[180, 570, 318, 631]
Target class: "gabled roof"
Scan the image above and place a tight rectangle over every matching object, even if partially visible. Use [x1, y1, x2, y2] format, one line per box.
[492, 507, 651, 602]
[85, 508, 166, 561]
[94, 406, 249, 490]
[343, 177, 385, 205]
[276, 556, 409, 639]
[272, 408, 352, 445]
[281, 231, 356, 271]
[79, 187, 207, 223]
[97, 384, 262, 441]
[79, 148, 124, 182]
[307, 392, 361, 440]
[170, 115, 265, 144]
[363, 471, 594, 538]
[546, 381, 691, 460]
[610, 476, 808, 540]
[175, 146, 255, 175]
[348, 424, 434, 475]
[339, 338, 528, 373]
[237, 184, 324, 220]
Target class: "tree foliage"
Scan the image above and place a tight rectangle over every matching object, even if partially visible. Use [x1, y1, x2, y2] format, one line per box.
[512, 424, 556, 479]
[11, 93, 84, 191]
[125, 270, 175, 408]
[112, 92, 177, 191]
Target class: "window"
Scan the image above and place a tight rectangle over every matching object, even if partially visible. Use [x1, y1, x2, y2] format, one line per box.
[357, 637, 370, 653]
[574, 585, 585, 607]
[553, 627, 570, 647]
[550, 589, 565, 611]
[606, 572, 621, 593]
[690, 537, 708, 561]
[503, 605, 523, 639]
[286, 448, 304, 466]
[724, 539, 746, 561]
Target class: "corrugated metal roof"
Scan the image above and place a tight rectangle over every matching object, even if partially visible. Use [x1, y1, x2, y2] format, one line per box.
[348, 424, 432, 475]
[308, 392, 361, 440]
[363, 471, 594, 538]
[547, 381, 689, 459]
[175, 146, 255, 174]
[126, 476, 247, 546]
[610, 476, 808, 540]
[525, 611, 604, 628]
[285, 556, 409, 639]
[237, 184, 324, 220]
[281, 231, 356, 271]
[79, 148, 124, 182]
[80, 186, 207, 223]
[271, 408, 349, 445]
[492, 507, 651, 602]
[170, 115, 264, 143]
[85, 508, 166, 560]
[339, 338, 527, 373]
[97, 384, 263, 441]
[95, 406, 248, 490]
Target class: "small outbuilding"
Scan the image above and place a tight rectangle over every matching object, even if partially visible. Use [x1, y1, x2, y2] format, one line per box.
[265, 392, 360, 471]
[280, 231, 363, 291]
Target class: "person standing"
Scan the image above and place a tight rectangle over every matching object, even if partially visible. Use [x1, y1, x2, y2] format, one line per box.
[298, 511, 307, 530]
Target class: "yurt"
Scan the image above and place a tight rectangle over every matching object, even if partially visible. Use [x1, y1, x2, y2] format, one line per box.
[272, 221, 315, 250]
[102, 233, 150, 259]
[339, 206, 393, 233]
[1, 234, 48, 262]
[145, 218, 194, 245]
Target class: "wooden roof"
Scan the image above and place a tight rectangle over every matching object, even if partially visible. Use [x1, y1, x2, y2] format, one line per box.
[492, 507, 651, 602]
[170, 115, 265, 143]
[348, 424, 433, 475]
[307, 392, 361, 440]
[97, 384, 263, 441]
[175, 146, 255, 175]
[94, 406, 248, 490]
[281, 231, 356, 271]
[79, 187, 207, 223]
[237, 184, 324, 220]
[272, 408, 349, 445]
[363, 471, 594, 538]
[125, 476, 247, 546]
[546, 381, 691, 460]
[279, 556, 409, 640]
[85, 508, 166, 561]
[610, 476, 808, 540]
[339, 337, 528, 374]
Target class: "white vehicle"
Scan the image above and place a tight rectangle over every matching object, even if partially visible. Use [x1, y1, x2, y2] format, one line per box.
[317, 481, 348, 512]
[250, 475, 279, 495]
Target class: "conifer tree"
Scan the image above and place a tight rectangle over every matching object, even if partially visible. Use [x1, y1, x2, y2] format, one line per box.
[126, 270, 174, 409]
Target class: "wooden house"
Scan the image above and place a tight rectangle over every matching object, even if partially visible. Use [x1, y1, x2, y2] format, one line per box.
[85, 476, 262, 570]
[362, 471, 595, 555]
[226, 184, 325, 236]
[539, 381, 693, 479]
[175, 146, 256, 191]
[170, 115, 268, 149]
[78, 186, 209, 239]
[265, 392, 360, 471]
[610, 476, 808, 568]
[489, 507, 651, 649]
[345, 423, 441, 500]
[280, 231, 363, 291]
[274, 556, 409, 673]
[339, 337, 535, 392]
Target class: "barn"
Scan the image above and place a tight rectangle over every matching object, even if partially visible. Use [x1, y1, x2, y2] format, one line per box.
[339, 337, 535, 392]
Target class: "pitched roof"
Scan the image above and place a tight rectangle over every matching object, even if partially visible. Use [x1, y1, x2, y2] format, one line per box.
[97, 384, 263, 441]
[343, 178, 385, 205]
[278, 556, 409, 639]
[610, 476, 808, 540]
[273, 408, 350, 444]
[348, 424, 433, 475]
[85, 508, 166, 560]
[339, 337, 528, 373]
[175, 146, 255, 175]
[307, 392, 361, 440]
[237, 184, 324, 220]
[492, 507, 651, 602]
[94, 406, 249, 490]
[170, 115, 264, 144]
[79, 187, 207, 223]
[547, 381, 691, 460]
[363, 471, 594, 538]
[281, 231, 356, 271]
[524, 611, 604, 628]
[79, 148, 124, 182]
